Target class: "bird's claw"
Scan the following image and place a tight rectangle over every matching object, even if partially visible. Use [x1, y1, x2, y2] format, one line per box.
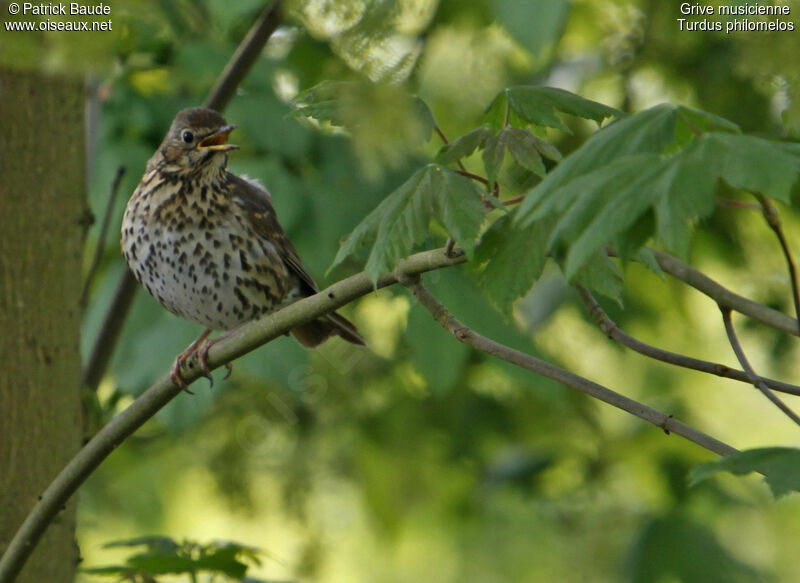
[194, 340, 214, 387]
[170, 355, 194, 394]
[170, 329, 236, 392]
[223, 362, 234, 380]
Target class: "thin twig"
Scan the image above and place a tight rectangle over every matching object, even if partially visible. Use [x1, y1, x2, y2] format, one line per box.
[434, 124, 450, 145]
[81, 1, 284, 392]
[81, 270, 140, 392]
[0, 248, 466, 581]
[716, 198, 761, 210]
[678, 112, 704, 138]
[80, 166, 125, 308]
[455, 169, 490, 185]
[754, 194, 800, 333]
[576, 286, 800, 396]
[650, 248, 800, 337]
[398, 273, 738, 457]
[719, 306, 800, 426]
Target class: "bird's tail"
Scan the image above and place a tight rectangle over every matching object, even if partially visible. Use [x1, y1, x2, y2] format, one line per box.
[291, 311, 366, 348]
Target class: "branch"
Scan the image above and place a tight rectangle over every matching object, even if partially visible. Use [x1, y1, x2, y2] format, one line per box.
[0, 248, 465, 581]
[754, 194, 800, 333]
[576, 286, 800, 396]
[651, 248, 800, 337]
[79, 166, 125, 309]
[81, 269, 139, 391]
[398, 273, 739, 458]
[205, 2, 282, 112]
[719, 307, 800, 427]
[81, 1, 283, 392]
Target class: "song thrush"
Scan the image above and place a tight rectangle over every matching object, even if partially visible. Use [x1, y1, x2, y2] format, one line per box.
[121, 107, 365, 388]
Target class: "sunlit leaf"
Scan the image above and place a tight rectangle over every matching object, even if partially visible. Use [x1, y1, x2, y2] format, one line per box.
[288, 80, 352, 126]
[504, 128, 547, 177]
[690, 132, 800, 203]
[196, 546, 248, 578]
[550, 155, 665, 278]
[126, 552, 197, 573]
[532, 135, 562, 162]
[572, 253, 624, 305]
[290, 81, 437, 145]
[492, 0, 569, 61]
[472, 211, 553, 315]
[436, 127, 493, 165]
[689, 447, 800, 497]
[482, 132, 507, 187]
[485, 86, 622, 132]
[509, 104, 790, 281]
[103, 536, 180, 552]
[331, 165, 488, 282]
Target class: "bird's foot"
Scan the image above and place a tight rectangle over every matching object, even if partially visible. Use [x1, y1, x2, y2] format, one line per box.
[173, 325, 242, 390]
[170, 354, 194, 394]
[171, 329, 214, 392]
[196, 337, 221, 387]
[195, 334, 236, 387]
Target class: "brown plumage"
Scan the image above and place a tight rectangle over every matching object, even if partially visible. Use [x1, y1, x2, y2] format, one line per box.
[121, 107, 364, 388]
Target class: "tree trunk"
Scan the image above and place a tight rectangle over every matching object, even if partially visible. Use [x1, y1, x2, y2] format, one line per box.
[0, 69, 86, 582]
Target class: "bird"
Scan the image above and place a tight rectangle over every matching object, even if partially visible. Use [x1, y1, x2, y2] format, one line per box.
[121, 107, 365, 389]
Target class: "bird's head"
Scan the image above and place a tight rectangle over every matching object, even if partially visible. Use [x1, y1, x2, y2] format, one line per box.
[156, 107, 239, 174]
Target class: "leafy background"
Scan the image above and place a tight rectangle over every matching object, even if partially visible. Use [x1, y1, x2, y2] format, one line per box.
[4, 0, 800, 580]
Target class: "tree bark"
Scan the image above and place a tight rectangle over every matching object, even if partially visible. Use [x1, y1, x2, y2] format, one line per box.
[0, 69, 86, 582]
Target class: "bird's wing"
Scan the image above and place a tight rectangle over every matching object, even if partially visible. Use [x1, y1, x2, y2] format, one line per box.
[230, 174, 320, 294]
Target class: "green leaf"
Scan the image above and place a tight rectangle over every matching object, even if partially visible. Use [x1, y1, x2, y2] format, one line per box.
[572, 253, 624, 305]
[675, 107, 741, 147]
[288, 80, 351, 126]
[436, 127, 493, 165]
[628, 515, 762, 583]
[478, 127, 549, 188]
[472, 210, 554, 315]
[504, 128, 547, 177]
[103, 536, 180, 553]
[517, 153, 662, 277]
[331, 165, 487, 282]
[482, 132, 507, 187]
[516, 105, 684, 224]
[82, 566, 133, 575]
[486, 86, 622, 132]
[554, 155, 666, 278]
[691, 132, 800, 203]
[512, 105, 758, 277]
[197, 546, 249, 578]
[653, 152, 716, 259]
[633, 247, 664, 279]
[411, 95, 437, 142]
[290, 82, 438, 146]
[532, 136, 562, 162]
[126, 551, 197, 573]
[492, 0, 569, 60]
[689, 447, 800, 497]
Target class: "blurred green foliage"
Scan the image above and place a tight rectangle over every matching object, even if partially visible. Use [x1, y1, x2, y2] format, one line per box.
[83, 536, 266, 581]
[5, 0, 800, 581]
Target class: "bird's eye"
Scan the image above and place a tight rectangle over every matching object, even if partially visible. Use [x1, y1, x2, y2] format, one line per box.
[181, 130, 194, 144]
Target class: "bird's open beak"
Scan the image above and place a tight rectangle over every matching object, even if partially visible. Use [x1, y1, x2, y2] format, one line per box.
[198, 124, 239, 151]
